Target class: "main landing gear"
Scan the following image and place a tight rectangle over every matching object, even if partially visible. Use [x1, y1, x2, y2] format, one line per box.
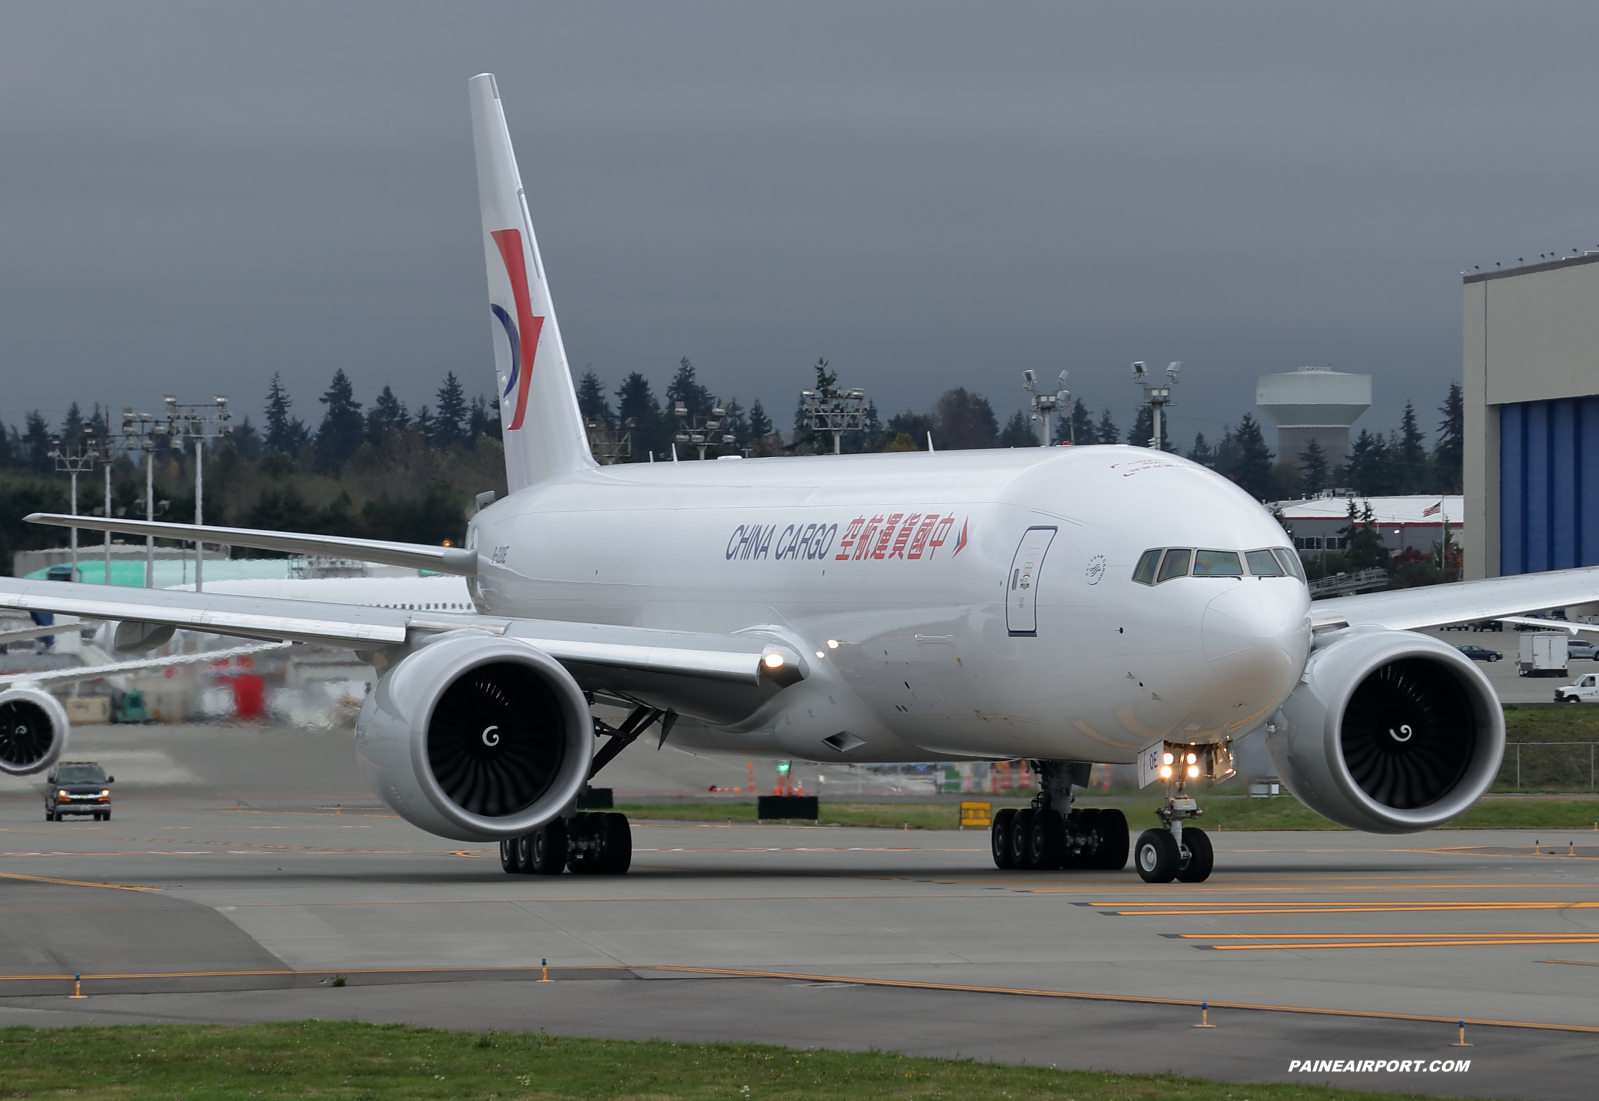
[499, 811, 632, 876]
[497, 702, 670, 877]
[1133, 742, 1229, 883]
[990, 761, 1129, 871]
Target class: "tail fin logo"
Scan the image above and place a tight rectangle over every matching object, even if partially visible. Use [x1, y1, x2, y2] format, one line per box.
[489, 228, 545, 432]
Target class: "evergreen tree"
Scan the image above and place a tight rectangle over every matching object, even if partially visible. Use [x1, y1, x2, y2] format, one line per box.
[666, 357, 716, 420]
[886, 411, 936, 450]
[1394, 400, 1428, 493]
[1344, 428, 1391, 495]
[412, 403, 434, 443]
[747, 400, 773, 440]
[264, 372, 308, 456]
[576, 370, 615, 429]
[61, 402, 84, 445]
[1434, 382, 1464, 493]
[615, 372, 668, 459]
[933, 388, 999, 449]
[231, 416, 263, 462]
[1299, 438, 1330, 495]
[1127, 405, 1153, 447]
[1186, 432, 1215, 467]
[1341, 500, 1392, 571]
[720, 399, 750, 447]
[365, 385, 409, 443]
[1095, 409, 1119, 445]
[1067, 399, 1096, 444]
[467, 395, 496, 442]
[998, 409, 1040, 447]
[1226, 413, 1274, 499]
[22, 411, 51, 474]
[432, 371, 468, 449]
[315, 369, 364, 473]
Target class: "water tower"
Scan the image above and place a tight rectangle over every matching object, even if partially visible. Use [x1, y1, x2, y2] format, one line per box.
[1255, 367, 1371, 461]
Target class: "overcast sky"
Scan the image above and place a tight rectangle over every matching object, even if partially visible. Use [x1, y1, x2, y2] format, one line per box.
[2, 3, 1596, 451]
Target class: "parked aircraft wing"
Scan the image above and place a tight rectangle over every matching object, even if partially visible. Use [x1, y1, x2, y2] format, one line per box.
[1310, 566, 1599, 632]
[23, 513, 476, 576]
[0, 641, 292, 689]
[0, 578, 793, 689]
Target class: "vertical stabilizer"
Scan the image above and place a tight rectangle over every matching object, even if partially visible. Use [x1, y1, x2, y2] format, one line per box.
[469, 73, 594, 490]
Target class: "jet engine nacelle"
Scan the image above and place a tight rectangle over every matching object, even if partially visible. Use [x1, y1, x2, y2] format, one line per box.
[0, 687, 69, 776]
[1267, 627, 1503, 833]
[355, 632, 593, 842]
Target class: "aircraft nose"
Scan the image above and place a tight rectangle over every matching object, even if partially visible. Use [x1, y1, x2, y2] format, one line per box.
[1201, 584, 1309, 718]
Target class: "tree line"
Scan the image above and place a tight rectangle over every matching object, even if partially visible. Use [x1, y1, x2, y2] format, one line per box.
[0, 358, 1467, 574]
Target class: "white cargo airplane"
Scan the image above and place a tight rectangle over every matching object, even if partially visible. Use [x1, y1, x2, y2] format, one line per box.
[5, 74, 1599, 883]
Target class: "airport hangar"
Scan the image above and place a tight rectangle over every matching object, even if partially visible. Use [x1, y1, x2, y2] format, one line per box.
[1464, 252, 1599, 580]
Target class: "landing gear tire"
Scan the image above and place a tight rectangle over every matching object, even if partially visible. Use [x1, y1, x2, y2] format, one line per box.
[990, 808, 1017, 869]
[1176, 826, 1214, 883]
[1010, 808, 1036, 869]
[1135, 828, 1180, 883]
[1029, 808, 1064, 870]
[530, 818, 568, 875]
[499, 838, 518, 873]
[600, 812, 632, 875]
[1094, 808, 1129, 870]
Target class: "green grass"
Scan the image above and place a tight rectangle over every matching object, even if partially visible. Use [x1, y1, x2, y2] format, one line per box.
[621, 792, 1599, 832]
[0, 1021, 1470, 1100]
[1504, 706, 1599, 741]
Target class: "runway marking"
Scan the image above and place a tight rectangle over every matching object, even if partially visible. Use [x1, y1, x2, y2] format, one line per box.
[0, 871, 159, 893]
[2, 961, 1597, 1035]
[1093, 900, 1599, 915]
[1191, 934, 1599, 951]
[1544, 958, 1599, 967]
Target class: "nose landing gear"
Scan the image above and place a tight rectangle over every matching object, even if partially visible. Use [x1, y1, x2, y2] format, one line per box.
[1134, 742, 1229, 883]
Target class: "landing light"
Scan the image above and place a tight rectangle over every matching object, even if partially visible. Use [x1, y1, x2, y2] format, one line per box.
[1159, 765, 1172, 779]
[1186, 752, 1197, 764]
[763, 653, 786, 670]
[826, 639, 839, 649]
[1187, 765, 1200, 779]
[1162, 752, 1174, 766]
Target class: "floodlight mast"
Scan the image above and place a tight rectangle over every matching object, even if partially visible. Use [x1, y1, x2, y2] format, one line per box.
[48, 426, 104, 582]
[161, 395, 232, 590]
[1132, 360, 1182, 450]
[800, 384, 870, 455]
[1022, 370, 1071, 446]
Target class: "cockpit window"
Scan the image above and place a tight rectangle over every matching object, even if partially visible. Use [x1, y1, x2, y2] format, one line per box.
[1272, 547, 1306, 581]
[1132, 549, 1162, 585]
[1156, 548, 1192, 583]
[1192, 550, 1244, 576]
[1245, 549, 1285, 576]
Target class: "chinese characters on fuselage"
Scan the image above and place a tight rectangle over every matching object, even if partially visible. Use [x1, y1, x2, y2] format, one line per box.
[725, 513, 965, 562]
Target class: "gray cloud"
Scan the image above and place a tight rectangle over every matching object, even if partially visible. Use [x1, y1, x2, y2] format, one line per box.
[2, 2, 1594, 450]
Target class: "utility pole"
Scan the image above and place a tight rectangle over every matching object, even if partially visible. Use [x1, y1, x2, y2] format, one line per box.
[162, 395, 231, 591]
[1132, 361, 1182, 450]
[48, 424, 103, 582]
[1022, 370, 1071, 446]
[800, 384, 871, 454]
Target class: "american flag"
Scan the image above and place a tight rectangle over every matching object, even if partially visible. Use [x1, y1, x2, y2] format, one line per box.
[1422, 501, 1442, 517]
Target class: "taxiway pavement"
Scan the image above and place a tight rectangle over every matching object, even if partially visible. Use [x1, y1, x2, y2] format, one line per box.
[1, 722, 1596, 1098]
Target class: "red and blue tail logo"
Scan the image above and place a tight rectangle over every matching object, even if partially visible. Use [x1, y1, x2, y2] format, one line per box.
[490, 228, 544, 432]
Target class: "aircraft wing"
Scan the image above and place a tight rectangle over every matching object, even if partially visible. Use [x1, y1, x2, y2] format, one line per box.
[23, 513, 476, 576]
[1310, 565, 1599, 631]
[0, 641, 292, 689]
[0, 576, 795, 689]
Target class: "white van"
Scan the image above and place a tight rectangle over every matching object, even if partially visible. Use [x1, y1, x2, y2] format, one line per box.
[1555, 673, 1599, 704]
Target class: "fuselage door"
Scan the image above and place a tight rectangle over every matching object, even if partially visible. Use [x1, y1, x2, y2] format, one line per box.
[1006, 526, 1058, 636]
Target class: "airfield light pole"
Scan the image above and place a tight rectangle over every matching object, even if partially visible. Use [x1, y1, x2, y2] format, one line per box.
[163, 395, 231, 591]
[800, 385, 871, 455]
[673, 402, 734, 461]
[48, 425, 103, 582]
[1132, 360, 1182, 450]
[122, 408, 168, 587]
[1022, 370, 1071, 446]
